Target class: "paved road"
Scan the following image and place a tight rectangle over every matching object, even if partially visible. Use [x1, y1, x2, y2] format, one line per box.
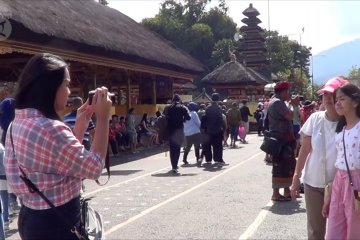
[7, 134, 308, 239]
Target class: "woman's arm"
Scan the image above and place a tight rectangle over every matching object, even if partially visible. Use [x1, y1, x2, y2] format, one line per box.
[290, 135, 312, 198]
[90, 87, 112, 160]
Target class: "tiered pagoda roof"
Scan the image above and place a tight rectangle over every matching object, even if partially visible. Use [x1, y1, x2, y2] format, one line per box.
[239, 3, 270, 79]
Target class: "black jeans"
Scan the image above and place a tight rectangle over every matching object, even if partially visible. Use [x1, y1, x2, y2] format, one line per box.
[203, 132, 223, 162]
[18, 197, 81, 240]
[183, 133, 201, 162]
[169, 129, 184, 169]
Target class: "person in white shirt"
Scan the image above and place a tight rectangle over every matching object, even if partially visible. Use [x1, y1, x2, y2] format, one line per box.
[290, 77, 348, 240]
[325, 83, 360, 239]
[183, 102, 201, 165]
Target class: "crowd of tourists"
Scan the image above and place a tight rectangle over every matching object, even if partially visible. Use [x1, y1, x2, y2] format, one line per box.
[0, 52, 359, 240]
[262, 78, 360, 239]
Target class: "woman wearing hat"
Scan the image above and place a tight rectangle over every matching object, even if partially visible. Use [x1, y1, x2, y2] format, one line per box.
[290, 77, 348, 239]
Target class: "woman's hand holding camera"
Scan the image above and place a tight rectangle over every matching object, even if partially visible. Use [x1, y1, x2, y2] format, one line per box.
[90, 87, 112, 120]
[88, 87, 112, 159]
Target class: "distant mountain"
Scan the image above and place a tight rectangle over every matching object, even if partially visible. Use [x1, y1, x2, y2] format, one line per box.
[312, 39, 360, 85]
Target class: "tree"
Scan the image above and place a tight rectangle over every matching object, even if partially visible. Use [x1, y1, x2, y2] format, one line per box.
[200, 7, 236, 43]
[142, 0, 237, 71]
[210, 38, 234, 69]
[347, 65, 360, 87]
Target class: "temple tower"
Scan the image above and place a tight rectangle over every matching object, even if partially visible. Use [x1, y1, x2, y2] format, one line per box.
[238, 3, 270, 79]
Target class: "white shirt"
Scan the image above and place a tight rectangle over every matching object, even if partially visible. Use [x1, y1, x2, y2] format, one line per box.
[184, 111, 201, 136]
[301, 111, 338, 187]
[335, 121, 360, 170]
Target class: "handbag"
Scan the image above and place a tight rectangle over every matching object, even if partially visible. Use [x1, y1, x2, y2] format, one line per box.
[342, 129, 360, 214]
[238, 126, 246, 140]
[260, 134, 284, 156]
[260, 136, 284, 156]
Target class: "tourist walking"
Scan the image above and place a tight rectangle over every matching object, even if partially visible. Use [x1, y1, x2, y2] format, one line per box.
[267, 81, 296, 201]
[4, 53, 112, 240]
[226, 102, 242, 147]
[203, 93, 226, 164]
[165, 94, 190, 173]
[240, 99, 252, 143]
[324, 83, 360, 239]
[183, 102, 201, 165]
[290, 77, 348, 239]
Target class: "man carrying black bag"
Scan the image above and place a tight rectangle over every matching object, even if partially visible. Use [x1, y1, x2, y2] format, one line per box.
[266, 81, 296, 202]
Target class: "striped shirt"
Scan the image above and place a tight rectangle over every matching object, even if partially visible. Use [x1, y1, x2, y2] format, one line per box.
[63, 110, 95, 142]
[5, 109, 104, 210]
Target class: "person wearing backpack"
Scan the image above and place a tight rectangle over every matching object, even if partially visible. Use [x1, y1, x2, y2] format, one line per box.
[165, 95, 190, 174]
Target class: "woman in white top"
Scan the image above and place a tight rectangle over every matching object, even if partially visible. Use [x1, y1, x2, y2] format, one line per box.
[290, 77, 348, 240]
[324, 83, 360, 239]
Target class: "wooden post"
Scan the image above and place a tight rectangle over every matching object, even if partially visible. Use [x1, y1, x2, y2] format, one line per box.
[126, 70, 131, 110]
[151, 75, 156, 104]
[92, 65, 97, 89]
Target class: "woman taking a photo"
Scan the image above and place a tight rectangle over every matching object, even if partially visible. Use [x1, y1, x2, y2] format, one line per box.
[5, 53, 112, 240]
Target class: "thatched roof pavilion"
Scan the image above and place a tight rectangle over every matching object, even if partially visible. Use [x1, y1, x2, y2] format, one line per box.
[201, 57, 270, 101]
[201, 60, 268, 85]
[0, 0, 204, 112]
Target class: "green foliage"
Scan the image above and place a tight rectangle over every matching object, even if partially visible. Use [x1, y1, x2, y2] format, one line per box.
[200, 8, 236, 43]
[141, 0, 236, 71]
[210, 38, 235, 69]
[347, 65, 360, 87]
[348, 65, 360, 79]
[184, 23, 214, 61]
[183, 0, 209, 26]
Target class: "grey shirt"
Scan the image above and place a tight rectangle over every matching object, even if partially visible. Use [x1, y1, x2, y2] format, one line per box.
[268, 97, 294, 140]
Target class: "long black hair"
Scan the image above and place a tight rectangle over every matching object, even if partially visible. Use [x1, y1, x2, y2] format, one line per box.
[14, 53, 68, 120]
[335, 83, 360, 133]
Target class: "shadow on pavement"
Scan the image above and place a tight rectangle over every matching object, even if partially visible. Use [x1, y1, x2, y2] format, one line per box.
[101, 170, 142, 176]
[201, 163, 227, 172]
[109, 145, 169, 167]
[264, 200, 306, 215]
[152, 172, 198, 177]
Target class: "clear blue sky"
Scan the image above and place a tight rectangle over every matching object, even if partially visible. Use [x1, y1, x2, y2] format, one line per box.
[108, 0, 360, 55]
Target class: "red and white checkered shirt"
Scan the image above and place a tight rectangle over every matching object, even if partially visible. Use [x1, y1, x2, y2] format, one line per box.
[5, 109, 104, 210]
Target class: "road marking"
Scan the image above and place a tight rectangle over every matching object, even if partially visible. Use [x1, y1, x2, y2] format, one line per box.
[104, 151, 263, 236]
[82, 167, 169, 197]
[239, 201, 273, 239]
[84, 134, 261, 198]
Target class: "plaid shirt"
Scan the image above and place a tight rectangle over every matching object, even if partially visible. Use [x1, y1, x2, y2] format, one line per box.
[5, 109, 103, 210]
